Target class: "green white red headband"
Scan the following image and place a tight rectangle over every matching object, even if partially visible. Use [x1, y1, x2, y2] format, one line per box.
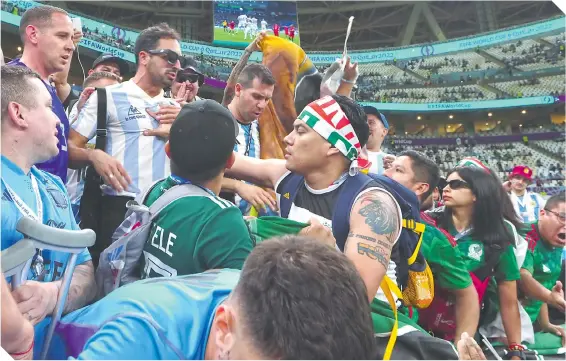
[298, 96, 368, 175]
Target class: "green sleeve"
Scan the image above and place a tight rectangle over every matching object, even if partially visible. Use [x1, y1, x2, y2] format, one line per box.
[495, 244, 521, 282]
[422, 228, 473, 290]
[196, 207, 254, 270]
[521, 249, 534, 274]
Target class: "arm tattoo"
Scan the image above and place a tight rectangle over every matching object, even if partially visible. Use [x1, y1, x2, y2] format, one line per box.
[358, 192, 399, 243]
[62, 261, 96, 314]
[358, 243, 389, 270]
[222, 51, 253, 106]
[348, 233, 391, 248]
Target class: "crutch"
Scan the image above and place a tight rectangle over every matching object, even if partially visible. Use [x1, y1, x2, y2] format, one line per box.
[16, 217, 96, 360]
[1, 238, 36, 288]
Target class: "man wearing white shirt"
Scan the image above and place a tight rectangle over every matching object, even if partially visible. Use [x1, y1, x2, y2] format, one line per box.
[363, 106, 394, 175]
[508, 165, 546, 223]
[68, 23, 183, 265]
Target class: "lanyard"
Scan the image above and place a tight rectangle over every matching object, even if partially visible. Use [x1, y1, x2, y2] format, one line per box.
[454, 227, 473, 241]
[169, 174, 216, 197]
[2, 175, 43, 222]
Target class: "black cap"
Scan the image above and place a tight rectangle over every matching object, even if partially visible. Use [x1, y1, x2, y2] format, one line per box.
[92, 53, 130, 76]
[363, 105, 389, 129]
[169, 100, 238, 174]
[181, 55, 202, 76]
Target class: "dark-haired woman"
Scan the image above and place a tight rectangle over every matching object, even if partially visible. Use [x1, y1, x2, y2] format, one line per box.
[419, 167, 523, 359]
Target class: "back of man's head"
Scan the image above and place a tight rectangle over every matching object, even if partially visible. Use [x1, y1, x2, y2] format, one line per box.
[546, 192, 565, 211]
[1, 65, 42, 122]
[399, 150, 440, 201]
[236, 63, 275, 89]
[168, 100, 237, 183]
[19, 5, 69, 43]
[232, 235, 376, 359]
[134, 23, 181, 65]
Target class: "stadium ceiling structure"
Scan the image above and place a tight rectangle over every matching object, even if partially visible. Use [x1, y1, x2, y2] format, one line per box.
[57, 1, 563, 51]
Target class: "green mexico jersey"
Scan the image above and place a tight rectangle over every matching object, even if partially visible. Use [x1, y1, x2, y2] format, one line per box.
[449, 223, 520, 282]
[421, 225, 472, 290]
[140, 177, 254, 279]
[521, 222, 563, 323]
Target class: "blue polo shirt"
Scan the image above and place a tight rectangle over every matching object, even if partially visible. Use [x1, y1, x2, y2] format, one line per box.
[44, 269, 239, 360]
[7, 59, 70, 182]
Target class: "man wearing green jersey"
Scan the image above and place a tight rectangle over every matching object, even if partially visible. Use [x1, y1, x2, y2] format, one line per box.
[140, 100, 254, 278]
[519, 192, 566, 343]
[383, 150, 480, 343]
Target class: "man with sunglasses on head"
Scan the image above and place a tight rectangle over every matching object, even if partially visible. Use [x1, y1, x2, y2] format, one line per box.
[165, 56, 204, 104]
[68, 23, 184, 266]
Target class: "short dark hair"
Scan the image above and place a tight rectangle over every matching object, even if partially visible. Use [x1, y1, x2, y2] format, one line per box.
[332, 94, 369, 148]
[234, 235, 376, 359]
[399, 150, 440, 201]
[134, 23, 181, 65]
[237, 63, 275, 88]
[546, 192, 565, 211]
[19, 5, 69, 43]
[1, 65, 42, 121]
[83, 71, 121, 88]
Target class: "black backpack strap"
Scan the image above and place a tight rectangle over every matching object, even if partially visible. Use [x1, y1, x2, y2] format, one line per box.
[94, 88, 107, 151]
[331, 173, 373, 252]
[278, 173, 304, 219]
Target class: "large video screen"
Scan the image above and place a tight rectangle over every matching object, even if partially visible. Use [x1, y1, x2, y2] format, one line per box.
[213, 0, 300, 48]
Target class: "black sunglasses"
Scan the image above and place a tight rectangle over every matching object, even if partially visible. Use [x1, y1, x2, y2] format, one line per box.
[176, 71, 203, 86]
[147, 49, 186, 68]
[445, 179, 471, 190]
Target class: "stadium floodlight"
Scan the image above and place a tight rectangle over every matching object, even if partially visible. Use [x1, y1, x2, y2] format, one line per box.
[488, 112, 492, 117]
[521, 110, 527, 114]
[449, 115, 454, 119]
[417, 116, 421, 120]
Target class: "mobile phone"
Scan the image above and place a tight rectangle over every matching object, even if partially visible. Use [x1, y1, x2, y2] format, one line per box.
[72, 17, 82, 31]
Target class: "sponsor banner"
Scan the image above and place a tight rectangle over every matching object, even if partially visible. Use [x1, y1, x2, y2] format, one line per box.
[2, 0, 564, 64]
[389, 131, 565, 146]
[360, 96, 561, 112]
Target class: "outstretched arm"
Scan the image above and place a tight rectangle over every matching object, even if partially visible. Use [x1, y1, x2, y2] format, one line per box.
[224, 152, 287, 190]
[345, 189, 401, 302]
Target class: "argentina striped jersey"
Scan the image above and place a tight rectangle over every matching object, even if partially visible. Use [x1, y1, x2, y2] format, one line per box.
[73, 81, 178, 198]
[233, 120, 261, 214]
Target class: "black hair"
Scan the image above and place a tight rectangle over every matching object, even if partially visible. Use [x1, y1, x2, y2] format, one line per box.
[19, 5, 68, 43]
[546, 192, 565, 211]
[83, 71, 121, 88]
[398, 150, 440, 202]
[237, 63, 275, 88]
[1, 66, 42, 120]
[440, 167, 515, 271]
[486, 166, 523, 230]
[234, 235, 377, 359]
[134, 23, 181, 65]
[294, 73, 322, 115]
[332, 94, 369, 147]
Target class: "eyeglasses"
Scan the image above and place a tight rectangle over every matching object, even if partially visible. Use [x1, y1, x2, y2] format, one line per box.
[176, 71, 202, 85]
[544, 208, 566, 222]
[146, 49, 186, 68]
[445, 179, 471, 190]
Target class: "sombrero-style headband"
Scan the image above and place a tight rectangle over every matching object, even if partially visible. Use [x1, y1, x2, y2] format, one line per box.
[298, 96, 368, 175]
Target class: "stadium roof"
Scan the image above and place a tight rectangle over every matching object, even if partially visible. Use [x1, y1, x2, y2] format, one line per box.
[57, 1, 563, 51]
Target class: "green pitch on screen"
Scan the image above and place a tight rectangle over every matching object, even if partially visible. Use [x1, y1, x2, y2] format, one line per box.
[212, 27, 300, 49]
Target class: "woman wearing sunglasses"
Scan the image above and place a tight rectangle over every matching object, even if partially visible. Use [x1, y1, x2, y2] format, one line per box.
[421, 166, 524, 359]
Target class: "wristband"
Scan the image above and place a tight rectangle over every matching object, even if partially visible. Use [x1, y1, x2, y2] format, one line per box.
[506, 349, 526, 360]
[9, 340, 34, 357]
[508, 343, 525, 351]
[341, 77, 356, 84]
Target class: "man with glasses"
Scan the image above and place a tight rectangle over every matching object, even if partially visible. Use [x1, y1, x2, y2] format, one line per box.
[517, 192, 566, 343]
[165, 56, 204, 104]
[68, 23, 184, 266]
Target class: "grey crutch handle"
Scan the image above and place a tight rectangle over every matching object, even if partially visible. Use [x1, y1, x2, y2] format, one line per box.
[1, 239, 35, 287]
[16, 217, 96, 250]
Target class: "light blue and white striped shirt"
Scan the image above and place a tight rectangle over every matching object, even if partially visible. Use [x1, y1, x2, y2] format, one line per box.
[73, 81, 178, 198]
[233, 120, 260, 214]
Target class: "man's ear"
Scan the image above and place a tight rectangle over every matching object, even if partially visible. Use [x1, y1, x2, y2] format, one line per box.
[225, 152, 236, 169]
[7, 102, 29, 129]
[234, 83, 242, 98]
[326, 145, 341, 157]
[414, 182, 430, 198]
[25, 25, 40, 45]
[212, 304, 237, 358]
[165, 142, 171, 159]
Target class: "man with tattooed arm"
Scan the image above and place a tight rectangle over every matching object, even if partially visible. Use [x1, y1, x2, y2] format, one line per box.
[225, 94, 402, 302]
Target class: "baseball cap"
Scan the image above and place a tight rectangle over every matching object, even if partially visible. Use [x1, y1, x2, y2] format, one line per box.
[509, 165, 533, 182]
[363, 106, 389, 129]
[168, 100, 238, 174]
[92, 53, 130, 76]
